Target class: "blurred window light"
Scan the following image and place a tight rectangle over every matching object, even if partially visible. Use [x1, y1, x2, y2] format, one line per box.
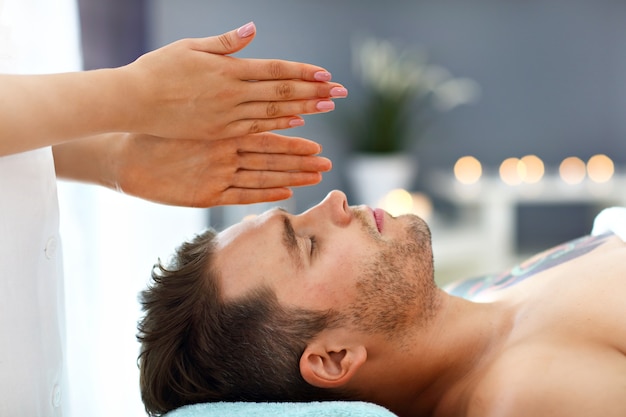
[454, 156, 482, 184]
[587, 154, 614, 183]
[379, 188, 414, 216]
[499, 157, 523, 185]
[411, 192, 434, 221]
[520, 155, 544, 184]
[378, 189, 433, 220]
[559, 156, 586, 184]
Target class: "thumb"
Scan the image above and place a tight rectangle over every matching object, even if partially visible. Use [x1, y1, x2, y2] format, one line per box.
[194, 21, 257, 55]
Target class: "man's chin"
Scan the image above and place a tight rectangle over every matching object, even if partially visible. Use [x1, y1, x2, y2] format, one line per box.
[404, 214, 432, 246]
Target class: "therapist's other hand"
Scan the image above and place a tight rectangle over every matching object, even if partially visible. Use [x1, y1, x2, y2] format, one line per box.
[54, 132, 331, 207]
[112, 133, 332, 207]
[120, 22, 348, 140]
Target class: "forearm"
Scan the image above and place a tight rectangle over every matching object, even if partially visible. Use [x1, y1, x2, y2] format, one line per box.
[52, 133, 122, 190]
[0, 70, 134, 156]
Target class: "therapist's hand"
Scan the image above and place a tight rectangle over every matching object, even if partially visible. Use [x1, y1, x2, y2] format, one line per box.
[119, 21, 348, 140]
[53, 132, 332, 207]
[1, 22, 347, 156]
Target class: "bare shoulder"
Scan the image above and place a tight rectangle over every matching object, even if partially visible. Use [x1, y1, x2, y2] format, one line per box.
[466, 345, 626, 417]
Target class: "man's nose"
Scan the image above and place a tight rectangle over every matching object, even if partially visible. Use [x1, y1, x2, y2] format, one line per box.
[317, 190, 351, 226]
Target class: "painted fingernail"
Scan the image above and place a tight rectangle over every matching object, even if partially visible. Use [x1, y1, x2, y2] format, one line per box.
[316, 101, 335, 111]
[314, 71, 332, 81]
[237, 22, 256, 38]
[289, 118, 305, 127]
[330, 87, 348, 98]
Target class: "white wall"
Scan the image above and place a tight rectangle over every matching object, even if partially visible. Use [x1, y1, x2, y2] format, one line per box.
[59, 183, 208, 417]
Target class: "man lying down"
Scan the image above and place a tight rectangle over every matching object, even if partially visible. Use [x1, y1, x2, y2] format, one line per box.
[136, 190, 626, 417]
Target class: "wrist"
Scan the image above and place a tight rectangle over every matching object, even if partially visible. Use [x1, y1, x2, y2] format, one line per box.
[84, 67, 139, 134]
[52, 133, 124, 190]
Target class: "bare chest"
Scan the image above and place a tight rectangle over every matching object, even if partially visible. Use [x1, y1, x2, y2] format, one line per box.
[437, 235, 626, 417]
[508, 236, 626, 353]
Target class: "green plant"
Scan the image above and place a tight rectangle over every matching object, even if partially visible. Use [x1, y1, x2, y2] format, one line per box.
[348, 37, 480, 154]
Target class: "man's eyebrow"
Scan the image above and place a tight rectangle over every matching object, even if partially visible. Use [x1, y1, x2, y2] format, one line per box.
[279, 211, 303, 270]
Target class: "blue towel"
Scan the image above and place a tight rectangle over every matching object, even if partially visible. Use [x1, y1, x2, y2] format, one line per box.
[165, 401, 398, 417]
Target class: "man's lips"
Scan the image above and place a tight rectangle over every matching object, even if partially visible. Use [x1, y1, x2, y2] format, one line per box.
[373, 208, 385, 233]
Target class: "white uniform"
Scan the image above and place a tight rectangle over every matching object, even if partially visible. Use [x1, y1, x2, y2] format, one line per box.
[0, 0, 81, 415]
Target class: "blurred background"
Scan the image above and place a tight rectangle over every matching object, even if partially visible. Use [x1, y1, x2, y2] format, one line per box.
[59, 0, 626, 415]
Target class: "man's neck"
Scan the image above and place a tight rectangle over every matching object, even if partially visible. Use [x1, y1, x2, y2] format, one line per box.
[357, 291, 517, 417]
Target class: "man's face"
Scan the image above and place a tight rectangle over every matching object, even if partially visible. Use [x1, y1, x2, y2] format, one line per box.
[214, 190, 435, 334]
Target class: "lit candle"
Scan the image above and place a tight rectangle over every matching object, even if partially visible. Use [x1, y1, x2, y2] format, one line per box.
[520, 155, 544, 184]
[454, 156, 482, 185]
[499, 157, 523, 185]
[587, 154, 614, 183]
[559, 157, 586, 185]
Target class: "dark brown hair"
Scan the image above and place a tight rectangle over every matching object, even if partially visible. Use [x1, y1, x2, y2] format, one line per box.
[137, 229, 353, 416]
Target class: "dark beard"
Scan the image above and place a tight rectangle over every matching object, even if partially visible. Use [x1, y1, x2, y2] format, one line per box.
[345, 214, 437, 338]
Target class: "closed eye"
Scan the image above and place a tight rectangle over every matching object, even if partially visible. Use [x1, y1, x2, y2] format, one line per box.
[309, 236, 317, 256]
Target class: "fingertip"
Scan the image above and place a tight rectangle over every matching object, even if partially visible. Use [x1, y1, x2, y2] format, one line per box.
[320, 157, 333, 172]
[288, 118, 306, 128]
[307, 140, 323, 154]
[313, 172, 324, 184]
[330, 86, 348, 98]
[236, 21, 256, 38]
[197, 22, 255, 54]
[316, 100, 335, 112]
[298, 138, 323, 155]
[314, 70, 332, 82]
[273, 188, 293, 201]
[306, 172, 324, 185]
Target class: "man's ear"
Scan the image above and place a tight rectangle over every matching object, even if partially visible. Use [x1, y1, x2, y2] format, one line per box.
[299, 338, 367, 389]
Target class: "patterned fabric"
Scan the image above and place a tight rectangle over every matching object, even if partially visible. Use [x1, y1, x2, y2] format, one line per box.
[444, 233, 612, 300]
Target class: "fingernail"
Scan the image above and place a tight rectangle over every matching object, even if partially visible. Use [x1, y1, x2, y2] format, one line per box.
[237, 22, 256, 38]
[316, 101, 335, 111]
[330, 87, 348, 98]
[289, 118, 305, 127]
[314, 71, 332, 81]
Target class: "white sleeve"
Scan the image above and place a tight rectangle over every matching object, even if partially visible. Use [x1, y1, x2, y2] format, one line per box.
[591, 207, 626, 242]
